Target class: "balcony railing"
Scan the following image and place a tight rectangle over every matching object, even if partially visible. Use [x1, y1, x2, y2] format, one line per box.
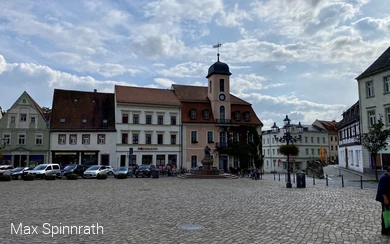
[215, 119, 231, 124]
[216, 142, 228, 148]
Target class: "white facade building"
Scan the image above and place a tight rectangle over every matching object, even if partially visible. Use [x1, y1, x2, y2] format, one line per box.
[115, 85, 182, 169]
[356, 46, 390, 172]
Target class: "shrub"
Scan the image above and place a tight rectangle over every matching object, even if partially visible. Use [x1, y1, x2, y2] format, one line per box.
[97, 173, 108, 180]
[23, 174, 35, 181]
[45, 174, 56, 180]
[117, 173, 127, 179]
[66, 174, 79, 180]
[0, 175, 12, 181]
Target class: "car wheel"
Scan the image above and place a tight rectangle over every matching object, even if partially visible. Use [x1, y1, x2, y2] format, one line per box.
[136, 175, 138, 178]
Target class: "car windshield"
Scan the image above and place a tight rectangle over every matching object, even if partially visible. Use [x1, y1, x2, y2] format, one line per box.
[11, 167, 24, 172]
[87, 166, 100, 170]
[117, 167, 127, 171]
[64, 165, 76, 170]
[34, 165, 47, 170]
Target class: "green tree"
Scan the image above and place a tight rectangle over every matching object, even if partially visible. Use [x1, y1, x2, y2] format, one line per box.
[361, 118, 390, 181]
[215, 125, 262, 170]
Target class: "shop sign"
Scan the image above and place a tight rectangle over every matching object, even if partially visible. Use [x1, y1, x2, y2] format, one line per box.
[12, 151, 30, 155]
[138, 147, 158, 151]
[55, 152, 77, 155]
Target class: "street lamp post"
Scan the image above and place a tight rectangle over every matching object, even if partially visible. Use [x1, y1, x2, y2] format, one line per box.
[271, 115, 303, 188]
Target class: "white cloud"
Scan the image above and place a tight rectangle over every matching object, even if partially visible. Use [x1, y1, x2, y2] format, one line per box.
[275, 65, 286, 72]
[154, 78, 176, 87]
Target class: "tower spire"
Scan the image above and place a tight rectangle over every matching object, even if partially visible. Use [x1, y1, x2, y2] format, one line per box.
[213, 42, 222, 62]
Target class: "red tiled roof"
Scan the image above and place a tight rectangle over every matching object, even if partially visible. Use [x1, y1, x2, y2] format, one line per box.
[51, 89, 116, 132]
[172, 85, 262, 126]
[115, 85, 182, 106]
[318, 120, 338, 133]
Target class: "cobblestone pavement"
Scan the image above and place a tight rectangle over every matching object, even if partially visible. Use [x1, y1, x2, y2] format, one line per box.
[0, 176, 387, 244]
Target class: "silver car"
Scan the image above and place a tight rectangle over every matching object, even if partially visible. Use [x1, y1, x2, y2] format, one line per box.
[83, 165, 111, 179]
[114, 167, 133, 178]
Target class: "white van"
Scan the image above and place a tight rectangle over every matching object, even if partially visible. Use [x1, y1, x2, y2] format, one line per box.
[28, 164, 61, 179]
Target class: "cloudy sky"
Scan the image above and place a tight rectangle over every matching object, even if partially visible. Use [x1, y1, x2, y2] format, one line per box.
[0, 0, 389, 129]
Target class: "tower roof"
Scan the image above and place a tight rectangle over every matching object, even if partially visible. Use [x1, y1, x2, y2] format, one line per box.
[206, 54, 231, 78]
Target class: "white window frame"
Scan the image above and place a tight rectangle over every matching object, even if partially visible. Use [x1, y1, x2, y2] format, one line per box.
[18, 134, 26, 145]
[191, 131, 198, 143]
[58, 134, 66, 145]
[70, 134, 77, 145]
[98, 134, 105, 144]
[385, 76, 390, 93]
[82, 134, 90, 145]
[31, 117, 36, 124]
[207, 131, 214, 143]
[20, 114, 27, 122]
[35, 134, 43, 145]
[366, 81, 374, 97]
[368, 110, 376, 127]
[3, 134, 10, 145]
[190, 110, 196, 120]
[386, 107, 390, 125]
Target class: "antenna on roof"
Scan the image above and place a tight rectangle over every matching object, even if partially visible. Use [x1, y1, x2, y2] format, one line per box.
[213, 41, 222, 62]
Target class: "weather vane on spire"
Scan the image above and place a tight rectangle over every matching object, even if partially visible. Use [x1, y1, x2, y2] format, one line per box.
[212, 41, 222, 62]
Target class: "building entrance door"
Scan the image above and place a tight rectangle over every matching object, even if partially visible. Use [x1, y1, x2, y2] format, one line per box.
[219, 155, 228, 172]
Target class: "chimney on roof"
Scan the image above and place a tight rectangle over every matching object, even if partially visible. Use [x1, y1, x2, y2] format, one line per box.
[94, 89, 97, 92]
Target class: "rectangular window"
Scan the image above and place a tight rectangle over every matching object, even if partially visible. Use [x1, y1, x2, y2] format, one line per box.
[305, 148, 309, 155]
[146, 115, 152, 124]
[368, 110, 376, 126]
[386, 108, 390, 125]
[133, 114, 139, 124]
[31, 117, 36, 124]
[158, 134, 163, 144]
[11, 116, 15, 123]
[331, 136, 333, 142]
[58, 134, 66, 145]
[311, 137, 314, 143]
[191, 131, 198, 143]
[158, 115, 163, 125]
[145, 134, 152, 144]
[122, 113, 128, 123]
[171, 116, 176, 125]
[317, 137, 320, 143]
[234, 156, 239, 168]
[82, 134, 90, 145]
[331, 145, 334, 150]
[385, 76, 390, 93]
[133, 133, 139, 144]
[20, 114, 27, 122]
[323, 137, 325, 143]
[98, 134, 105, 144]
[367, 81, 374, 97]
[234, 112, 240, 121]
[311, 149, 314, 155]
[3, 134, 10, 145]
[157, 155, 165, 166]
[219, 79, 224, 92]
[248, 134, 254, 143]
[248, 156, 254, 168]
[305, 137, 308, 143]
[203, 110, 209, 120]
[190, 110, 196, 120]
[272, 149, 275, 155]
[122, 133, 128, 144]
[191, 155, 197, 168]
[171, 134, 176, 145]
[120, 155, 126, 167]
[168, 154, 177, 166]
[317, 149, 320, 155]
[35, 134, 43, 145]
[69, 134, 77, 145]
[207, 131, 214, 143]
[267, 149, 270, 155]
[233, 131, 238, 143]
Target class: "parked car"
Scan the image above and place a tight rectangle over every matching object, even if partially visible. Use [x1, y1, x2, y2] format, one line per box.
[0, 165, 14, 176]
[5, 167, 29, 179]
[62, 164, 86, 177]
[28, 164, 61, 179]
[114, 167, 133, 178]
[135, 164, 156, 178]
[105, 166, 115, 175]
[83, 165, 112, 179]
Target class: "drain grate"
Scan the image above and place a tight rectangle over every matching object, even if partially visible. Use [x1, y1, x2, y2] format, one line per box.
[178, 224, 204, 231]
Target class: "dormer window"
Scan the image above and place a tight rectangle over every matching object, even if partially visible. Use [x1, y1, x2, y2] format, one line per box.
[243, 112, 250, 122]
[190, 109, 197, 120]
[203, 110, 209, 120]
[234, 111, 240, 121]
[60, 118, 66, 123]
[82, 119, 87, 124]
[22, 99, 26, 103]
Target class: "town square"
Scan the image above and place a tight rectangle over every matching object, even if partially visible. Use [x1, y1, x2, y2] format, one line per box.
[1, 0, 390, 243]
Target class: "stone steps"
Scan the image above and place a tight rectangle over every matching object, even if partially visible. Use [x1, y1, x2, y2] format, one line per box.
[177, 173, 239, 179]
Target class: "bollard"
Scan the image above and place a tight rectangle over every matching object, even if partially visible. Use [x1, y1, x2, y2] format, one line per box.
[360, 175, 363, 189]
[326, 174, 328, 187]
[278, 173, 280, 181]
[341, 175, 344, 187]
[274, 172, 275, 181]
[293, 173, 295, 183]
[313, 172, 315, 185]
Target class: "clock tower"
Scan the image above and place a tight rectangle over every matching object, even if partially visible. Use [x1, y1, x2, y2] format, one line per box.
[207, 54, 232, 122]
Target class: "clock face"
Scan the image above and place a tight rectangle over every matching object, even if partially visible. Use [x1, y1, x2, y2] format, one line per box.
[219, 93, 226, 101]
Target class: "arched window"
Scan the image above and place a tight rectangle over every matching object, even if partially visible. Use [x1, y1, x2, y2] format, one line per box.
[220, 106, 225, 120]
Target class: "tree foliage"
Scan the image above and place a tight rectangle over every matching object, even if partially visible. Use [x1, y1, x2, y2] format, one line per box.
[279, 144, 299, 156]
[215, 125, 262, 169]
[361, 118, 390, 154]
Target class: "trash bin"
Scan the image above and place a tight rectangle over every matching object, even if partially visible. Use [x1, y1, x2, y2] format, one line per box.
[151, 169, 159, 179]
[296, 171, 306, 188]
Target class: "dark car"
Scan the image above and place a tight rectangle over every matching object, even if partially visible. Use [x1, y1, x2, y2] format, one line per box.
[5, 167, 29, 179]
[135, 164, 156, 178]
[62, 164, 86, 177]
